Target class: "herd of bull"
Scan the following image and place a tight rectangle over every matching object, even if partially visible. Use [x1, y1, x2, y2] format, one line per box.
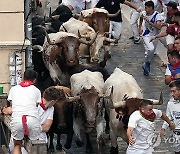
[31, 4, 163, 154]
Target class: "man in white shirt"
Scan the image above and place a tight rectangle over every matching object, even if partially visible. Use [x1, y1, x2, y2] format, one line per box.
[6, 86, 65, 153]
[139, 1, 162, 76]
[61, 0, 98, 13]
[165, 50, 180, 85]
[8, 69, 42, 154]
[160, 80, 180, 154]
[126, 99, 175, 154]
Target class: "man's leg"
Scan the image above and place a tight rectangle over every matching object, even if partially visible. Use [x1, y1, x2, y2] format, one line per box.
[130, 10, 140, 43]
[142, 36, 155, 76]
[113, 21, 122, 39]
[13, 139, 22, 154]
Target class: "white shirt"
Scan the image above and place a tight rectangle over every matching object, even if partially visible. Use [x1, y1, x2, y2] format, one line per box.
[162, 100, 180, 130]
[128, 109, 162, 150]
[37, 105, 54, 142]
[8, 85, 41, 118]
[141, 11, 162, 36]
[165, 65, 171, 76]
[62, 0, 98, 13]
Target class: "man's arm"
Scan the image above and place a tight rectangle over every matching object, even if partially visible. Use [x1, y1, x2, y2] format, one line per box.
[161, 112, 175, 130]
[41, 119, 53, 132]
[144, 18, 162, 30]
[124, 0, 141, 12]
[127, 127, 135, 145]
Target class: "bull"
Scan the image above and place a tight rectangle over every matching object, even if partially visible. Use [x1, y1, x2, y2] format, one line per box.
[79, 8, 120, 35]
[70, 70, 106, 154]
[33, 31, 94, 86]
[48, 86, 74, 152]
[60, 17, 118, 67]
[103, 67, 163, 154]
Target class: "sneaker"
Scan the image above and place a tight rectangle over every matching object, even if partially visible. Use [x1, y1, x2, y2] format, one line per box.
[142, 62, 150, 76]
[145, 51, 147, 57]
[129, 36, 134, 40]
[134, 38, 140, 44]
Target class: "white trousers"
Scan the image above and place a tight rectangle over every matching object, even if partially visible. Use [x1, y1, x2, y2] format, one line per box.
[142, 35, 158, 63]
[130, 10, 140, 40]
[126, 146, 154, 154]
[109, 21, 122, 39]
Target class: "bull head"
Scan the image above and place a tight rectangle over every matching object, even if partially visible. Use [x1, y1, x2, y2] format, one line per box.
[113, 92, 163, 108]
[74, 86, 102, 128]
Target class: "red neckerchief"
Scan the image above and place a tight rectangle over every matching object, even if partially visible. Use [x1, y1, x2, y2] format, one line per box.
[172, 61, 180, 70]
[139, 109, 156, 122]
[168, 8, 179, 16]
[40, 98, 47, 110]
[22, 115, 29, 136]
[19, 80, 34, 87]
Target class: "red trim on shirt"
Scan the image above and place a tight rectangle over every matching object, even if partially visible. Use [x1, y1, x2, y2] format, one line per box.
[40, 98, 47, 110]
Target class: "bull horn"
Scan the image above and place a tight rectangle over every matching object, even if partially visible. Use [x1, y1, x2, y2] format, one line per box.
[104, 34, 121, 43]
[32, 45, 43, 52]
[66, 96, 80, 102]
[61, 25, 68, 32]
[51, 15, 60, 20]
[49, 7, 52, 18]
[148, 92, 163, 105]
[108, 9, 121, 17]
[113, 100, 126, 108]
[45, 31, 56, 45]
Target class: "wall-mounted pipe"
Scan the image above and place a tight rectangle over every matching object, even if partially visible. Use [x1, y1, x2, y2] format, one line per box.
[24, 0, 33, 69]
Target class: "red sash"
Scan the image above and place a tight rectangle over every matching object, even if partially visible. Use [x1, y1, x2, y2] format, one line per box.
[19, 80, 34, 87]
[22, 115, 29, 136]
[139, 109, 156, 122]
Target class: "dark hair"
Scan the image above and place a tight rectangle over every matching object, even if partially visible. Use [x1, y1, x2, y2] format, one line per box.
[43, 86, 65, 101]
[167, 50, 180, 58]
[23, 69, 38, 81]
[169, 80, 180, 89]
[145, 1, 154, 9]
[174, 11, 180, 17]
[139, 100, 153, 108]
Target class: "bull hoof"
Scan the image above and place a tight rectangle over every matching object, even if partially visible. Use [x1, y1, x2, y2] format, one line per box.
[110, 146, 118, 154]
[56, 144, 62, 151]
[64, 143, 71, 149]
[76, 140, 84, 147]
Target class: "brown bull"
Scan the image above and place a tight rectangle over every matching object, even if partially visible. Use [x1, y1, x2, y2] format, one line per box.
[34, 31, 93, 86]
[48, 86, 74, 152]
[104, 68, 163, 154]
